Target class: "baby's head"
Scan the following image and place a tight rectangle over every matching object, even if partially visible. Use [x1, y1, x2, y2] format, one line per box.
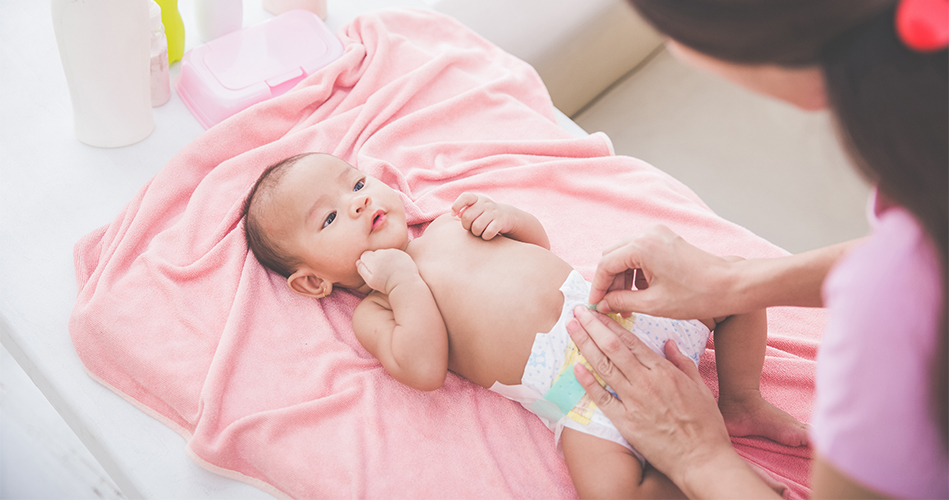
[242, 153, 409, 297]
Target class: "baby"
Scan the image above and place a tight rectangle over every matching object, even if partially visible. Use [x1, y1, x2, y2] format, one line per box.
[242, 152, 807, 498]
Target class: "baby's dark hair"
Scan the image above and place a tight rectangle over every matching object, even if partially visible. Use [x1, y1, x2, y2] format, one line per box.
[241, 153, 316, 278]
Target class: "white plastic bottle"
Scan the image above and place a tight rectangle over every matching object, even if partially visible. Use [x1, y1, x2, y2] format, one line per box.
[195, 0, 243, 42]
[51, 0, 154, 147]
[150, 1, 171, 107]
[262, 0, 327, 20]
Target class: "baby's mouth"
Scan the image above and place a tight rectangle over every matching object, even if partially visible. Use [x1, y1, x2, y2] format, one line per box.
[371, 210, 386, 231]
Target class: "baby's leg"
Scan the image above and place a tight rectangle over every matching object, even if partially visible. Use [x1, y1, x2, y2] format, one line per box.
[713, 309, 809, 447]
[561, 427, 684, 499]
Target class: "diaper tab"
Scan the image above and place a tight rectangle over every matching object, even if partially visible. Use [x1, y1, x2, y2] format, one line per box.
[543, 365, 586, 415]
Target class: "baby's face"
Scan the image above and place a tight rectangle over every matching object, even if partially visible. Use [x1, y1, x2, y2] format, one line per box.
[269, 154, 409, 289]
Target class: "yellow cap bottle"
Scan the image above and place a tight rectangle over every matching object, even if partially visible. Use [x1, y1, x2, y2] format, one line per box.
[154, 0, 185, 63]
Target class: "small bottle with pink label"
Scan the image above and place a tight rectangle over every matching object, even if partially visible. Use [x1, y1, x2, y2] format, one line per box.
[149, 0, 171, 107]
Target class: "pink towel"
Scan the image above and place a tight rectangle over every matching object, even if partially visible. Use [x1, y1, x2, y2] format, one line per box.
[71, 9, 820, 499]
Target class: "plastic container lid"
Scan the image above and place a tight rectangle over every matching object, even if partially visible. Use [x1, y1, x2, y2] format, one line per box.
[176, 9, 343, 129]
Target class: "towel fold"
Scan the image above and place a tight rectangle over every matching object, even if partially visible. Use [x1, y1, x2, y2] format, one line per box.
[71, 9, 820, 499]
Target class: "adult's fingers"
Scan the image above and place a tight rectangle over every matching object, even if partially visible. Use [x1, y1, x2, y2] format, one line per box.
[588, 242, 646, 306]
[663, 340, 705, 387]
[597, 288, 663, 318]
[568, 306, 664, 384]
[573, 363, 621, 413]
[606, 269, 635, 295]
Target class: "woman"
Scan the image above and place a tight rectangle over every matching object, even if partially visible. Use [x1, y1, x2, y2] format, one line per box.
[567, 0, 948, 498]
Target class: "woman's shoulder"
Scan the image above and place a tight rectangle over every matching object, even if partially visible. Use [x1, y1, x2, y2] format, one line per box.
[823, 205, 942, 319]
[814, 205, 947, 499]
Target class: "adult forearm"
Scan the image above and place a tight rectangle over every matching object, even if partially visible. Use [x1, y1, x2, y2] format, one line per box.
[590, 225, 865, 320]
[680, 449, 782, 500]
[729, 238, 864, 313]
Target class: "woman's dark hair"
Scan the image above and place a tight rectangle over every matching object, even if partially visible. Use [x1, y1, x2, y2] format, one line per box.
[242, 153, 316, 278]
[627, 0, 948, 448]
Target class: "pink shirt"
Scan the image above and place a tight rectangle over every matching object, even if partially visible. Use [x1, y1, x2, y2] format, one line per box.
[813, 191, 948, 498]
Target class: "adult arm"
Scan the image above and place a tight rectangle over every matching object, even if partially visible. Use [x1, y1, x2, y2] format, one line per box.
[589, 225, 864, 319]
[566, 306, 781, 499]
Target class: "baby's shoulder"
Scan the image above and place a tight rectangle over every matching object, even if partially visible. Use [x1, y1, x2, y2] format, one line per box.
[416, 213, 462, 240]
[426, 213, 458, 230]
[407, 213, 466, 263]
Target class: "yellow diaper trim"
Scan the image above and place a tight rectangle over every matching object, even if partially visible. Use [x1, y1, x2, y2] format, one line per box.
[554, 312, 635, 425]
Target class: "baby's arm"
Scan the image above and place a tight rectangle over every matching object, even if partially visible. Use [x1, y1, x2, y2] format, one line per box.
[451, 192, 550, 249]
[352, 248, 448, 392]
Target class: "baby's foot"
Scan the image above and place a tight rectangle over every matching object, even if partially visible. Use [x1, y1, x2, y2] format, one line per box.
[719, 390, 809, 447]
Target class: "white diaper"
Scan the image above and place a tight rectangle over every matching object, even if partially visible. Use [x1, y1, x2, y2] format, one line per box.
[489, 270, 710, 463]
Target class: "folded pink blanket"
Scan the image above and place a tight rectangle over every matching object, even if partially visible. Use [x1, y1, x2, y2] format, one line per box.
[71, 9, 820, 499]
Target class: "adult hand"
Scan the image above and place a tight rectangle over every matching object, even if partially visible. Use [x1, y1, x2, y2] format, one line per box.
[566, 306, 779, 499]
[588, 225, 741, 320]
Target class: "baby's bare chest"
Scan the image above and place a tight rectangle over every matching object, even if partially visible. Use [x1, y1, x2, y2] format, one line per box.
[407, 217, 572, 343]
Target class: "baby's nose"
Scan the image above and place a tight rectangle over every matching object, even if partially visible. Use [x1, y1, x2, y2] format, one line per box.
[350, 194, 370, 216]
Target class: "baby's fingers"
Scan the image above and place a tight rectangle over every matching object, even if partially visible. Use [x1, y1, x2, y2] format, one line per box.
[480, 220, 503, 240]
[355, 257, 374, 284]
[461, 205, 488, 233]
[468, 212, 491, 237]
[451, 192, 479, 215]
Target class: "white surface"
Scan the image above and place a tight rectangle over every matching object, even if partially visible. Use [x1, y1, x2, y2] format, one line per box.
[0, 1, 589, 498]
[1, 344, 127, 500]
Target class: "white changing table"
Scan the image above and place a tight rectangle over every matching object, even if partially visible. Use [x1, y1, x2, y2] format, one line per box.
[0, 0, 650, 497]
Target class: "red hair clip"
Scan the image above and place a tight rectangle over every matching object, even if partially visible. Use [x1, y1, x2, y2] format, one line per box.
[896, 0, 949, 52]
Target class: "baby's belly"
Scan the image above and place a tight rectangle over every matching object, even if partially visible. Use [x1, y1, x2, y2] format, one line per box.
[415, 235, 574, 388]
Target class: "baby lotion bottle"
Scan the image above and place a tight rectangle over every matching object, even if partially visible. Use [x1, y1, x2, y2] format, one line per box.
[195, 0, 243, 42]
[150, 1, 171, 107]
[262, 0, 327, 20]
[51, 0, 154, 147]
[154, 0, 185, 63]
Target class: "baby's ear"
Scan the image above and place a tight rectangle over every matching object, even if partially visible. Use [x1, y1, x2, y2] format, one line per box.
[287, 269, 333, 299]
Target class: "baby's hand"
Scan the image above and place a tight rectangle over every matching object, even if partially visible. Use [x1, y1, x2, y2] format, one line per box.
[356, 249, 420, 295]
[451, 192, 517, 240]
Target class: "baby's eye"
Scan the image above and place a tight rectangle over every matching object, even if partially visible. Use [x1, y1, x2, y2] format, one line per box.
[322, 211, 336, 229]
[354, 179, 365, 191]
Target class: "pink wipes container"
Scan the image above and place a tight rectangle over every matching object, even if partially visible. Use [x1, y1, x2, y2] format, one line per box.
[176, 9, 343, 129]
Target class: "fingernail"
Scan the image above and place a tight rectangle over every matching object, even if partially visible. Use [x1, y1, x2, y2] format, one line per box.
[573, 363, 589, 381]
[573, 305, 590, 319]
[596, 301, 611, 314]
[566, 319, 580, 335]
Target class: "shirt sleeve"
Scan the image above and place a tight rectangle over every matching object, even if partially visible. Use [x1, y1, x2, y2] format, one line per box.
[812, 207, 947, 499]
